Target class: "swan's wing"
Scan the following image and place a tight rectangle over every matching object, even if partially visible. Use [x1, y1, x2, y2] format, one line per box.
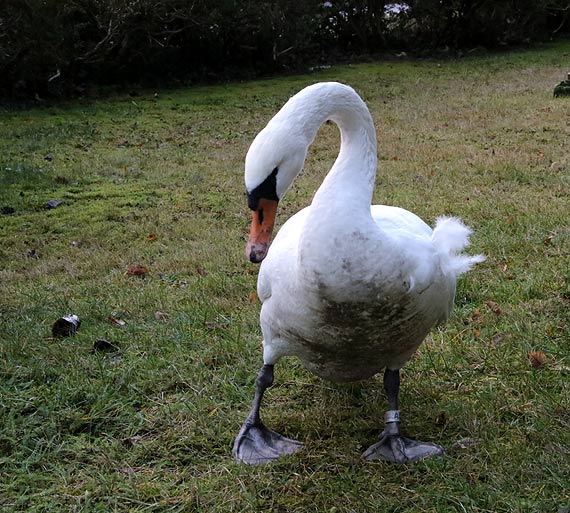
[371, 204, 455, 321]
[257, 207, 309, 302]
[260, 205, 432, 302]
[370, 204, 435, 284]
[370, 205, 433, 239]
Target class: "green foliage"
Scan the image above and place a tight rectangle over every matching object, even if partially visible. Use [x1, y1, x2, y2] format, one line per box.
[0, 0, 324, 99]
[1, 42, 570, 511]
[403, 0, 570, 49]
[1, 0, 569, 100]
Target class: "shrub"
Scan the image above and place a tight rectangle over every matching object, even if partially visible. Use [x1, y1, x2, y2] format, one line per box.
[0, 0, 568, 100]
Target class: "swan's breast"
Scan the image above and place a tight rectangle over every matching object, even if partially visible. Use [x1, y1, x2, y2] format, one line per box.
[263, 276, 443, 382]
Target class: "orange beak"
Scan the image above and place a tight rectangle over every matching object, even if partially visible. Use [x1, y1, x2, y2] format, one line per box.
[246, 198, 278, 263]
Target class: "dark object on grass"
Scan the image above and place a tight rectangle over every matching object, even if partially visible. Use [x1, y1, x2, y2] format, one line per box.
[44, 199, 62, 209]
[44, 153, 54, 161]
[1, 206, 15, 215]
[91, 338, 120, 353]
[553, 73, 570, 97]
[52, 315, 81, 337]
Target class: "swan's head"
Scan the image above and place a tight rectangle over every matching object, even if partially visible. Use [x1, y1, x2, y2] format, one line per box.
[244, 120, 308, 263]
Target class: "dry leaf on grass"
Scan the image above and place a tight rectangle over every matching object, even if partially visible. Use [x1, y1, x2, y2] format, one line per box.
[108, 316, 126, 326]
[196, 267, 208, 276]
[528, 351, 548, 368]
[485, 300, 502, 315]
[501, 263, 515, 280]
[248, 292, 258, 303]
[126, 263, 148, 276]
[490, 333, 507, 346]
[154, 311, 169, 321]
[471, 309, 483, 324]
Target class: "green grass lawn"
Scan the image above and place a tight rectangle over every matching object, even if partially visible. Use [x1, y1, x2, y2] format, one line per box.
[1, 41, 569, 512]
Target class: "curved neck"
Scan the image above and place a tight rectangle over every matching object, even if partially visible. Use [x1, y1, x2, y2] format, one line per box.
[312, 109, 377, 217]
[288, 84, 378, 217]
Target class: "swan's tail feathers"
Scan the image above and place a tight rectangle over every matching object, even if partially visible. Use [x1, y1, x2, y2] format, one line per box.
[432, 216, 486, 276]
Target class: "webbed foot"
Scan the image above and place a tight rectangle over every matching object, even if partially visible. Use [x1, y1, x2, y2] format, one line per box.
[233, 421, 303, 465]
[363, 369, 445, 463]
[362, 431, 444, 463]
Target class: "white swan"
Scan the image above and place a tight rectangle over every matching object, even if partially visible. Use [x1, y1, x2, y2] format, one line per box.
[233, 82, 484, 465]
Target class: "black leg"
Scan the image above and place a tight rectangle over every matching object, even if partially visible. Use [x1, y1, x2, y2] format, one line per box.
[233, 364, 303, 465]
[362, 368, 444, 463]
[384, 368, 400, 411]
[245, 364, 274, 426]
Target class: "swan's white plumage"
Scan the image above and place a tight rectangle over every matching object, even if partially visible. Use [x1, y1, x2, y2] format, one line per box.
[246, 82, 484, 382]
[432, 216, 486, 276]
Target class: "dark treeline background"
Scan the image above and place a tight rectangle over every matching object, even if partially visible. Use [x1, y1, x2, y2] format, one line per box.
[1, 0, 569, 100]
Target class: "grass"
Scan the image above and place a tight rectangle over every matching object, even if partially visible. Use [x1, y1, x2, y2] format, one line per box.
[1, 41, 569, 512]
